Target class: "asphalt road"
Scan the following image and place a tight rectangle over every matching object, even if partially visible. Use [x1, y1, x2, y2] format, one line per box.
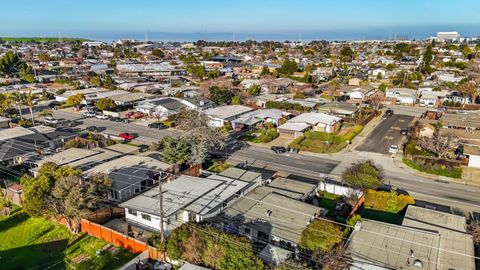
[51, 110, 172, 144]
[355, 114, 415, 154]
[228, 146, 480, 213]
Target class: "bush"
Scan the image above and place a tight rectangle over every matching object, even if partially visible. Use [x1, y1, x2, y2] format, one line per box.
[265, 101, 312, 112]
[342, 125, 363, 141]
[299, 219, 343, 253]
[364, 189, 415, 213]
[402, 158, 462, 178]
[207, 162, 232, 173]
[165, 223, 263, 270]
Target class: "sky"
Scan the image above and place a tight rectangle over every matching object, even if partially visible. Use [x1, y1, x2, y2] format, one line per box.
[2, 0, 480, 41]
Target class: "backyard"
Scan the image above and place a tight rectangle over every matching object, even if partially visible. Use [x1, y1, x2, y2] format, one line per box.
[289, 125, 363, 153]
[0, 210, 136, 270]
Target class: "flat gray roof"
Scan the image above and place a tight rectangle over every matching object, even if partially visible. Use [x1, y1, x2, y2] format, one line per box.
[204, 105, 253, 120]
[221, 186, 323, 244]
[120, 168, 256, 217]
[349, 220, 441, 270]
[402, 206, 475, 270]
[218, 167, 262, 183]
[86, 155, 170, 190]
[266, 177, 316, 200]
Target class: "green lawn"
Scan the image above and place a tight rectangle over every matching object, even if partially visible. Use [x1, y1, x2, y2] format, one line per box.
[0, 211, 136, 270]
[357, 207, 404, 225]
[289, 125, 362, 153]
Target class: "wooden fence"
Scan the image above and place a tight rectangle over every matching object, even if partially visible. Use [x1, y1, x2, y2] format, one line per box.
[348, 194, 365, 219]
[80, 219, 147, 254]
[86, 207, 125, 224]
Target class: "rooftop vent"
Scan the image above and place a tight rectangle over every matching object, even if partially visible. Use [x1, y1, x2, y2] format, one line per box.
[265, 210, 272, 217]
[413, 259, 423, 268]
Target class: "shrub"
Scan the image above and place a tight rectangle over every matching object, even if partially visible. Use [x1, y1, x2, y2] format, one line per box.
[300, 219, 343, 253]
[364, 189, 415, 213]
[342, 125, 363, 141]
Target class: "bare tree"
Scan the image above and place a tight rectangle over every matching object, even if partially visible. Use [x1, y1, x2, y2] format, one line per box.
[418, 131, 459, 159]
[312, 243, 353, 270]
[176, 109, 226, 165]
[467, 214, 480, 246]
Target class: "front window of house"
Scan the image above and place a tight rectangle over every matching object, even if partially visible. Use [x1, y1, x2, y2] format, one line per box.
[141, 213, 151, 221]
[128, 209, 137, 216]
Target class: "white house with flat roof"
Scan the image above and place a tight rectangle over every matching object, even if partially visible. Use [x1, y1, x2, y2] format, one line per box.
[119, 168, 262, 234]
[204, 105, 254, 128]
[277, 112, 342, 138]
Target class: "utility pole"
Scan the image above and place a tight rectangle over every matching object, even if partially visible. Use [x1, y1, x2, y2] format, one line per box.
[158, 176, 165, 242]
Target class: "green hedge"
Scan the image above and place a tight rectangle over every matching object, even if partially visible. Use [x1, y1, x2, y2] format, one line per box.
[402, 158, 463, 179]
[364, 189, 415, 214]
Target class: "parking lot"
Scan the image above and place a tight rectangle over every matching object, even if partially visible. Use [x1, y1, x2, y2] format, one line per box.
[355, 114, 415, 154]
[50, 109, 173, 144]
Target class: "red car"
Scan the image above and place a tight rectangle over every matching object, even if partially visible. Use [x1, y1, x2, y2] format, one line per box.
[118, 133, 136, 140]
[126, 111, 144, 119]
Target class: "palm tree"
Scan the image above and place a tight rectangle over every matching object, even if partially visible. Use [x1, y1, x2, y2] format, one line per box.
[10, 92, 24, 120]
[0, 93, 12, 116]
[24, 91, 35, 125]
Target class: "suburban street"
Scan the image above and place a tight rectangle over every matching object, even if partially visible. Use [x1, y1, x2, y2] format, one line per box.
[227, 145, 480, 213]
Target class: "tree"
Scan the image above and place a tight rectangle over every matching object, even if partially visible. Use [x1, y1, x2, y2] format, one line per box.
[260, 66, 270, 76]
[51, 173, 111, 233]
[188, 65, 206, 78]
[66, 93, 85, 107]
[418, 131, 459, 159]
[340, 46, 354, 62]
[378, 82, 388, 92]
[24, 91, 35, 125]
[312, 243, 352, 270]
[209, 86, 233, 105]
[0, 51, 23, 78]
[175, 109, 226, 164]
[300, 219, 343, 253]
[95, 98, 116, 111]
[247, 84, 261, 96]
[278, 58, 299, 76]
[19, 63, 36, 83]
[0, 93, 12, 115]
[275, 259, 313, 270]
[422, 45, 434, 73]
[342, 161, 383, 190]
[231, 95, 241, 105]
[456, 81, 478, 104]
[161, 136, 191, 165]
[10, 92, 24, 120]
[151, 48, 164, 58]
[38, 53, 50, 62]
[467, 218, 480, 246]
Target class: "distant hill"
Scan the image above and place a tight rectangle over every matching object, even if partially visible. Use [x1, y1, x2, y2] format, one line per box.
[0, 37, 93, 42]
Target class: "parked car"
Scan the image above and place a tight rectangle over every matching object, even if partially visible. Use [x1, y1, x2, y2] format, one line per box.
[83, 111, 96, 117]
[271, 146, 287, 153]
[95, 113, 109, 120]
[388, 144, 399, 154]
[400, 128, 408, 135]
[382, 108, 394, 119]
[86, 126, 99, 132]
[127, 112, 145, 119]
[44, 116, 59, 126]
[148, 122, 168, 129]
[119, 132, 136, 140]
[286, 147, 299, 153]
[110, 117, 123, 122]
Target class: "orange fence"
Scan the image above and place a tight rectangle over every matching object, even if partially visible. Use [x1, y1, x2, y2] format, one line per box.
[80, 219, 147, 254]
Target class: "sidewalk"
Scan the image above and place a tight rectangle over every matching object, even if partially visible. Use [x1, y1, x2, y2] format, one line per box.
[392, 154, 480, 187]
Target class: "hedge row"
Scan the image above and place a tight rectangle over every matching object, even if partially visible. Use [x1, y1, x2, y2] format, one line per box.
[364, 189, 415, 214]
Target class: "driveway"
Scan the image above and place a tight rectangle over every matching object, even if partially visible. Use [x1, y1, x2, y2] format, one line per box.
[355, 114, 415, 154]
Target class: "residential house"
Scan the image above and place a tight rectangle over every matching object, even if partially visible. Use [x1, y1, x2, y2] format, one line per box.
[204, 105, 254, 128]
[419, 90, 449, 107]
[85, 155, 171, 202]
[349, 205, 475, 270]
[216, 186, 325, 250]
[317, 103, 359, 118]
[119, 168, 262, 234]
[386, 88, 417, 105]
[231, 109, 291, 130]
[135, 97, 194, 117]
[0, 126, 76, 166]
[277, 112, 342, 138]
